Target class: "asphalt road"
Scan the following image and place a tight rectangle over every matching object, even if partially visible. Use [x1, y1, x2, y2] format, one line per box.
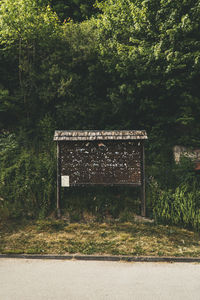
[0, 259, 200, 300]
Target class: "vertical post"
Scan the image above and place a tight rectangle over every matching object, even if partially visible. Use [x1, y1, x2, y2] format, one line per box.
[141, 142, 146, 217]
[57, 142, 61, 218]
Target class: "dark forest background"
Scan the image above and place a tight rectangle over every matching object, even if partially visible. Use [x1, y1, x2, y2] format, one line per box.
[1, 0, 200, 229]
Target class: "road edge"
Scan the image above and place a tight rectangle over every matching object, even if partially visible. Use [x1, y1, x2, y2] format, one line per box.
[0, 254, 200, 263]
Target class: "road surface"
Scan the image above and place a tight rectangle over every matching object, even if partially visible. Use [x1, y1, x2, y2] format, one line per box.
[0, 258, 200, 299]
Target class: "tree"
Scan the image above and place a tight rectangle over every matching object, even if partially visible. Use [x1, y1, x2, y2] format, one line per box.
[52, 19, 112, 130]
[0, 0, 61, 134]
[95, 0, 200, 155]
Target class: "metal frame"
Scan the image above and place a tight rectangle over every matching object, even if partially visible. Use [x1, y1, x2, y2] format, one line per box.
[141, 142, 146, 217]
[57, 142, 61, 218]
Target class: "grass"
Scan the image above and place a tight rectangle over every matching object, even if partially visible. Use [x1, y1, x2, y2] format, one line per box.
[0, 218, 200, 257]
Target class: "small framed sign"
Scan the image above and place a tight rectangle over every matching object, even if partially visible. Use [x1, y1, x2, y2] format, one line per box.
[61, 175, 70, 187]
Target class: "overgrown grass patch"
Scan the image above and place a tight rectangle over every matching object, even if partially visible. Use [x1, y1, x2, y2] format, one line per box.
[0, 219, 200, 257]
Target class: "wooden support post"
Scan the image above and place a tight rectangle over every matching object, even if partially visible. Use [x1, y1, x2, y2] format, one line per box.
[57, 142, 61, 218]
[141, 143, 146, 217]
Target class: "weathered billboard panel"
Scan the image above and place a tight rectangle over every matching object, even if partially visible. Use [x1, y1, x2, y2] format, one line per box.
[60, 140, 142, 186]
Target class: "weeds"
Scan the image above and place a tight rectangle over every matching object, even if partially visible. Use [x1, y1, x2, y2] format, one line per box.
[1, 219, 200, 257]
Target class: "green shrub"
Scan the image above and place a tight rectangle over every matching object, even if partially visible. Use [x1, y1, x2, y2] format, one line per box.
[0, 133, 56, 219]
[149, 179, 200, 231]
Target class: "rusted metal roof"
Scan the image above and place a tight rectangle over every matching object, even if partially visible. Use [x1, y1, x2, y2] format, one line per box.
[54, 130, 148, 141]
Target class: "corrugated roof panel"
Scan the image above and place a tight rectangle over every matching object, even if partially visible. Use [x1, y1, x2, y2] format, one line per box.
[54, 130, 148, 141]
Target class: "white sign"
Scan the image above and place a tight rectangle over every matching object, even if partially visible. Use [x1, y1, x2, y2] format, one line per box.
[61, 176, 70, 187]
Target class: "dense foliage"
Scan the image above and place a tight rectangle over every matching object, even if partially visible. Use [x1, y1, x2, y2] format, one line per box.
[1, 0, 200, 229]
[50, 0, 101, 22]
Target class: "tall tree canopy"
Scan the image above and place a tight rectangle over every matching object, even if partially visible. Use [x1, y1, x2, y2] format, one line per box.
[96, 0, 200, 150]
[0, 0, 60, 133]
